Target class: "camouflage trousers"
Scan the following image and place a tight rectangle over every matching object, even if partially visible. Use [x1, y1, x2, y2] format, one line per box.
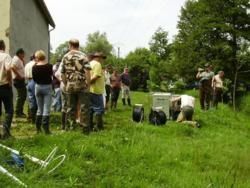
[66, 91, 90, 129]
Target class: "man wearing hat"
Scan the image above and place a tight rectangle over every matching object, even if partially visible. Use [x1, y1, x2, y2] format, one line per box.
[196, 63, 214, 110]
[89, 52, 106, 131]
[61, 39, 91, 133]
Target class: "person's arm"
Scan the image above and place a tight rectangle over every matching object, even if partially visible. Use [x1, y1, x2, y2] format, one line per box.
[90, 63, 102, 84]
[4, 55, 13, 85]
[211, 76, 215, 88]
[61, 58, 67, 85]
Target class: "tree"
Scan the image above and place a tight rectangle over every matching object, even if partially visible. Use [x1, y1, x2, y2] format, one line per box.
[173, 0, 250, 109]
[50, 42, 69, 64]
[84, 31, 113, 56]
[149, 27, 171, 60]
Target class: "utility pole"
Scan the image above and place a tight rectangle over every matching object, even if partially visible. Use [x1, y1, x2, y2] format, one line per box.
[117, 47, 120, 59]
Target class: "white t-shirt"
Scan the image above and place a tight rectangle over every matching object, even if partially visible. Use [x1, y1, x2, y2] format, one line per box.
[0, 51, 12, 86]
[181, 95, 195, 108]
[24, 60, 35, 79]
[12, 55, 25, 79]
[104, 70, 111, 86]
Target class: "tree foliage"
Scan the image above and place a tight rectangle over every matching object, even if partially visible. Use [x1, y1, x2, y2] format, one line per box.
[84, 31, 113, 56]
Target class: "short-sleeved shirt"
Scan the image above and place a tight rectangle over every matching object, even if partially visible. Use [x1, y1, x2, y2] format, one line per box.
[199, 71, 214, 82]
[90, 60, 104, 94]
[0, 51, 12, 86]
[24, 60, 35, 79]
[104, 70, 111, 86]
[12, 55, 25, 79]
[120, 73, 131, 86]
[181, 95, 195, 108]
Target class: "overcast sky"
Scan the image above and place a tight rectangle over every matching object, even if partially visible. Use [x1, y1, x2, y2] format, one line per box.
[44, 0, 186, 57]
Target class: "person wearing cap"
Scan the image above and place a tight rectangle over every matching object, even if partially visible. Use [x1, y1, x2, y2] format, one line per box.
[0, 40, 14, 139]
[212, 71, 224, 108]
[24, 54, 37, 124]
[11, 48, 27, 118]
[196, 63, 214, 110]
[89, 52, 106, 131]
[61, 39, 91, 133]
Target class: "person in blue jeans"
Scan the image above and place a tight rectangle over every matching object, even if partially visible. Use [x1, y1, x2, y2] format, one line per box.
[25, 54, 37, 123]
[32, 50, 53, 134]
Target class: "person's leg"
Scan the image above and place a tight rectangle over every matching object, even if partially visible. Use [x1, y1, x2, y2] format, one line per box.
[42, 85, 52, 134]
[199, 87, 205, 110]
[15, 86, 27, 117]
[35, 85, 44, 133]
[105, 85, 111, 109]
[52, 88, 62, 112]
[66, 93, 77, 130]
[90, 93, 104, 131]
[27, 80, 37, 123]
[61, 91, 67, 130]
[121, 86, 126, 105]
[79, 92, 90, 133]
[114, 88, 120, 109]
[1, 86, 13, 139]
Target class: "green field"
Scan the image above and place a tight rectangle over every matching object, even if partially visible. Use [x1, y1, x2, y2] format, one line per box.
[0, 91, 250, 187]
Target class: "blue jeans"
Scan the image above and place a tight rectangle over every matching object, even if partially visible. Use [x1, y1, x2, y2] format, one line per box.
[90, 93, 104, 115]
[27, 79, 37, 110]
[52, 88, 62, 112]
[35, 84, 52, 116]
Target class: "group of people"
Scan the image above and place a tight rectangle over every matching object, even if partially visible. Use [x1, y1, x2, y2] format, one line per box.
[170, 64, 224, 127]
[0, 39, 132, 139]
[196, 63, 224, 110]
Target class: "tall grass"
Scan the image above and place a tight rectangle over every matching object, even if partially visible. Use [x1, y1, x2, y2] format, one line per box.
[0, 91, 249, 187]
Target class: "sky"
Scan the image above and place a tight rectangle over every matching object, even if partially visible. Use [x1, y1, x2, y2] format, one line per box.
[44, 0, 186, 57]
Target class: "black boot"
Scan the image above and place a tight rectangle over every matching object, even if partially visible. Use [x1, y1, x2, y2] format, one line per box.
[122, 98, 126, 105]
[127, 98, 131, 106]
[89, 112, 94, 131]
[2, 113, 13, 139]
[42, 116, 51, 135]
[96, 114, 104, 131]
[61, 112, 66, 130]
[35, 115, 42, 134]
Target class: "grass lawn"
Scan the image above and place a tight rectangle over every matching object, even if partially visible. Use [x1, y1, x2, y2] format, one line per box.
[0, 91, 250, 187]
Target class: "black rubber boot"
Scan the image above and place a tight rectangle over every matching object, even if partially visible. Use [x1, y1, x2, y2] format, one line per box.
[96, 114, 104, 131]
[2, 114, 13, 139]
[61, 112, 66, 130]
[127, 98, 131, 106]
[122, 98, 126, 105]
[42, 116, 51, 135]
[35, 115, 42, 134]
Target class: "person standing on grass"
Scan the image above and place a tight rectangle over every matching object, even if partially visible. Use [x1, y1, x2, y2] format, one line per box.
[32, 50, 53, 134]
[212, 71, 224, 108]
[110, 69, 121, 110]
[24, 54, 37, 124]
[196, 63, 214, 110]
[11, 48, 27, 118]
[61, 39, 91, 133]
[104, 65, 112, 110]
[120, 67, 131, 106]
[0, 40, 14, 139]
[89, 52, 106, 131]
[51, 60, 62, 112]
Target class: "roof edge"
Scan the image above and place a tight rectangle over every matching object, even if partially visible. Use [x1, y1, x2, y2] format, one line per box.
[36, 0, 55, 28]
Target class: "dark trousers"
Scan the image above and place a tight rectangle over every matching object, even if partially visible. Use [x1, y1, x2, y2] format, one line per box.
[199, 81, 212, 110]
[111, 87, 120, 102]
[67, 91, 90, 128]
[15, 86, 27, 115]
[213, 88, 223, 108]
[0, 84, 13, 136]
[105, 85, 111, 104]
